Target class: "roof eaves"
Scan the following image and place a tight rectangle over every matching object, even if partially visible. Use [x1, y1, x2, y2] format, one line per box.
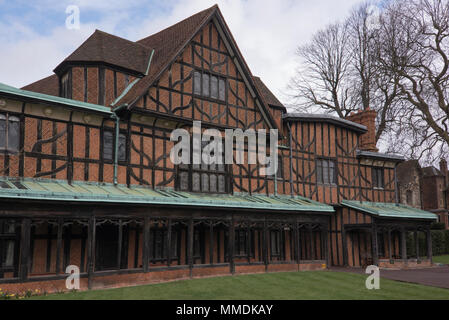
[0, 82, 112, 115]
[283, 113, 367, 133]
[356, 150, 405, 162]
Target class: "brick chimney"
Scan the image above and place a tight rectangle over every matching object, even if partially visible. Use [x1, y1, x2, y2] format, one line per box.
[346, 107, 378, 152]
[440, 158, 448, 183]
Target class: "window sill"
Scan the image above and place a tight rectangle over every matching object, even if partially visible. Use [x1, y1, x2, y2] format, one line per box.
[0, 149, 20, 156]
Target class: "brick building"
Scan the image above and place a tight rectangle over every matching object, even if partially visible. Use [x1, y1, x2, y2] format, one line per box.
[0, 5, 437, 293]
[397, 159, 449, 228]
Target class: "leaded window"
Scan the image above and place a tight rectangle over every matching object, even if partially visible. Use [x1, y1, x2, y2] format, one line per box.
[270, 230, 281, 257]
[103, 129, 127, 162]
[177, 140, 229, 194]
[0, 220, 17, 272]
[316, 159, 337, 185]
[149, 228, 179, 262]
[0, 113, 20, 153]
[372, 167, 384, 189]
[193, 71, 226, 101]
[60, 72, 71, 99]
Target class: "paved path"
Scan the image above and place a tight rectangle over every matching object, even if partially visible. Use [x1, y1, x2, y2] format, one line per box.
[331, 265, 449, 289]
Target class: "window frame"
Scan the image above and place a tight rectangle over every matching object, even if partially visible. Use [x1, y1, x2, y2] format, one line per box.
[176, 139, 230, 194]
[372, 167, 385, 189]
[316, 158, 337, 186]
[193, 70, 227, 102]
[0, 112, 21, 154]
[102, 128, 128, 163]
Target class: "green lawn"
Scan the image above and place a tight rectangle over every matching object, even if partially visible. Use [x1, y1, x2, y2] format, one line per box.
[434, 255, 449, 265]
[30, 271, 449, 300]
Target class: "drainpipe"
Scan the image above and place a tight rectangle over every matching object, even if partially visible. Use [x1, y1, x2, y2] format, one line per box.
[111, 104, 128, 185]
[287, 122, 294, 198]
[394, 162, 399, 204]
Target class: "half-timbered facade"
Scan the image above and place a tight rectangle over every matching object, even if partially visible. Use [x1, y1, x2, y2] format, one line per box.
[0, 5, 437, 292]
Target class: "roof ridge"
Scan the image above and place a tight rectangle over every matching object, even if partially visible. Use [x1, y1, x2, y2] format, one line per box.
[136, 4, 218, 44]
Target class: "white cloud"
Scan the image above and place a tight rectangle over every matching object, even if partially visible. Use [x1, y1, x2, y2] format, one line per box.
[0, 0, 363, 102]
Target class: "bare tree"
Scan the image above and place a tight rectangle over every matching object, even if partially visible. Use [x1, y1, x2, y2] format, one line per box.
[377, 0, 449, 164]
[289, 22, 357, 118]
[289, 1, 401, 143]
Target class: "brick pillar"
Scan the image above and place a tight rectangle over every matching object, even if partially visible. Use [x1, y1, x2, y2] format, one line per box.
[346, 108, 378, 152]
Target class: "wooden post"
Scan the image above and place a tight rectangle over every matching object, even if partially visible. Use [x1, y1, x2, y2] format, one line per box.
[229, 216, 235, 274]
[87, 216, 95, 290]
[209, 223, 214, 265]
[142, 217, 150, 272]
[55, 217, 63, 274]
[19, 218, 31, 281]
[426, 226, 432, 262]
[371, 223, 379, 266]
[401, 227, 407, 263]
[188, 218, 194, 278]
[309, 226, 315, 261]
[388, 228, 392, 261]
[295, 223, 301, 264]
[246, 226, 251, 264]
[342, 225, 348, 266]
[414, 229, 419, 260]
[323, 225, 329, 266]
[167, 219, 172, 267]
[117, 219, 123, 270]
[263, 219, 268, 272]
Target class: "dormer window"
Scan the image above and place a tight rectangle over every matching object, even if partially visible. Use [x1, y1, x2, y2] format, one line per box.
[193, 71, 226, 101]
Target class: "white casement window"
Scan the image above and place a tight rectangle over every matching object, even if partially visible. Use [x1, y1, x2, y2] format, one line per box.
[0, 113, 20, 153]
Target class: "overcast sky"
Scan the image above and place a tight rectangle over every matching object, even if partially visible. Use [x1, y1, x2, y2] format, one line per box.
[0, 0, 364, 103]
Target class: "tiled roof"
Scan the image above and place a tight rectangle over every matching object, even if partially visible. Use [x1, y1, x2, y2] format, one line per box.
[114, 5, 218, 107]
[21, 74, 59, 97]
[54, 30, 153, 75]
[21, 5, 278, 130]
[341, 200, 437, 221]
[253, 76, 285, 111]
[0, 177, 334, 213]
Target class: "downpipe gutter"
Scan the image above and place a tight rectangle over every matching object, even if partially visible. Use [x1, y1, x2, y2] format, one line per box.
[287, 122, 294, 198]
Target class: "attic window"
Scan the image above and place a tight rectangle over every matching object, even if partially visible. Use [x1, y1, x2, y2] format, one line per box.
[193, 71, 226, 101]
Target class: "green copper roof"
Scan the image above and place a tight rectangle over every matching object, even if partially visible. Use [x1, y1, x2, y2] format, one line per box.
[341, 200, 437, 221]
[0, 177, 334, 213]
[0, 82, 112, 115]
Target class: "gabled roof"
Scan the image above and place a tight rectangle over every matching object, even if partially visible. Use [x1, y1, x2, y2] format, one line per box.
[54, 30, 153, 75]
[0, 177, 334, 213]
[113, 5, 278, 130]
[341, 200, 437, 221]
[0, 82, 111, 115]
[113, 5, 218, 107]
[283, 113, 367, 134]
[21, 74, 59, 97]
[253, 76, 286, 112]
